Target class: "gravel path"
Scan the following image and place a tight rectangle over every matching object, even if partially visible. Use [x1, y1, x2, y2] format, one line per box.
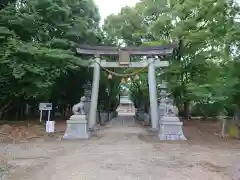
[1, 115, 240, 180]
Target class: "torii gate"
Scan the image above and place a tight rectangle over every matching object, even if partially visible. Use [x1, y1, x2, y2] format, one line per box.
[76, 43, 180, 131]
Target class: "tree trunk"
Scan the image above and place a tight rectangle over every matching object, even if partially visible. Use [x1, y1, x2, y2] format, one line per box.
[0, 101, 11, 120]
[234, 109, 240, 139]
[203, 113, 208, 121]
[0, 112, 3, 120]
[220, 118, 226, 138]
[183, 101, 190, 120]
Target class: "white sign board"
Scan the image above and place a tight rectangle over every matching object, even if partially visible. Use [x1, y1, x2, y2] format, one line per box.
[39, 102, 52, 123]
[46, 121, 55, 133]
[39, 103, 52, 110]
[39, 102, 54, 133]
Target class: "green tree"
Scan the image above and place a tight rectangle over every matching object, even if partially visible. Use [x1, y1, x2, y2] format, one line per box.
[0, 0, 101, 119]
[103, 0, 240, 119]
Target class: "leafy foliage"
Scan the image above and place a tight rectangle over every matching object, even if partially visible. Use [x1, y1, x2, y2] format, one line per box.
[0, 0, 101, 119]
[103, 0, 240, 117]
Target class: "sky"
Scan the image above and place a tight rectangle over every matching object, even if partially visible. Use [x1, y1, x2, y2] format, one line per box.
[94, 0, 139, 24]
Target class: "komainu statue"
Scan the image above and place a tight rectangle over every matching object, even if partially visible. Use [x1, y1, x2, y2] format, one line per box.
[72, 96, 86, 115]
[63, 96, 89, 139]
[159, 97, 178, 117]
[165, 98, 179, 116]
[158, 96, 186, 140]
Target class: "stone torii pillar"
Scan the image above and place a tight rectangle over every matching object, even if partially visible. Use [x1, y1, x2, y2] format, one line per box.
[88, 55, 101, 130]
[148, 57, 158, 130]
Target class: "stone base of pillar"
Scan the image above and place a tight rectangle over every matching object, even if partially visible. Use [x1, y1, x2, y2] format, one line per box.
[158, 116, 187, 140]
[63, 115, 90, 140]
[144, 113, 150, 125]
[147, 128, 158, 137]
[89, 124, 100, 132]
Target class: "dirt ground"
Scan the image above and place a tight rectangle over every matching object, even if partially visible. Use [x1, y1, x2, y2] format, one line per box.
[0, 116, 240, 180]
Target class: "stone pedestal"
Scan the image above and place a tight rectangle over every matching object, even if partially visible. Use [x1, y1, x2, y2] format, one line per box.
[136, 109, 145, 121]
[158, 116, 186, 140]
[63, 115, 90, 139]
[100, 112, 108, 125]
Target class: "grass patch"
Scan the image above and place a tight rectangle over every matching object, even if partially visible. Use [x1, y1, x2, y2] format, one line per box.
[0, 159, 12, 179]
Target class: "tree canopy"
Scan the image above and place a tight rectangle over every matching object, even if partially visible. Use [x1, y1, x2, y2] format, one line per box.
[0, 0, 104, 119]
[103, 0, 240, 117]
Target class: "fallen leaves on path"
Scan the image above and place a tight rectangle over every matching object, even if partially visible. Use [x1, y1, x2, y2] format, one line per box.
[0, 121, 66, 142]
[0, 124, 44, 142]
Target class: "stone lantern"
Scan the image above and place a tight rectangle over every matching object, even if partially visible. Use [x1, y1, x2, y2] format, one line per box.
[158, 81, 169, 126]
[159, 80, 168, 100]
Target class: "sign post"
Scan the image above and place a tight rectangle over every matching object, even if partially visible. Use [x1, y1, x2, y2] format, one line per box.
[39, 103, 54, 133]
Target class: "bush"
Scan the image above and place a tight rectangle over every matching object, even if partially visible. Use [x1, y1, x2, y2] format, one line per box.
[190, 102, 234, 117]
